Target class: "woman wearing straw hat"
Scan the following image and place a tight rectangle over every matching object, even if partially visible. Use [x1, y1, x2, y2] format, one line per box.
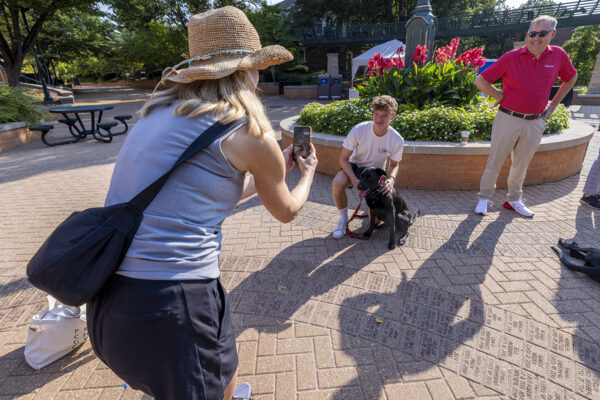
[86, 6, 317, 400]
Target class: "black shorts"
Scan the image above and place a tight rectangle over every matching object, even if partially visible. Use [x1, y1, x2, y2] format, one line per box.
[87, 275, 237, 400]
[342, 163, 365, 188]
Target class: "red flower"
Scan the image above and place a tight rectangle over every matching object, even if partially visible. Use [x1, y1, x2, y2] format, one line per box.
[412, 45, 427, 65]
[456, 47, 486, 71]
[435, 37, 460, 64]
[367, 50, 404, 76]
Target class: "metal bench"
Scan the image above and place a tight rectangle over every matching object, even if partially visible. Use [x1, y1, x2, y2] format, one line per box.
[29, 124, 81, 146]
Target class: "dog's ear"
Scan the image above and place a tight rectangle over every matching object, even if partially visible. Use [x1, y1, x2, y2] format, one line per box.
[375, 168, 387, 177]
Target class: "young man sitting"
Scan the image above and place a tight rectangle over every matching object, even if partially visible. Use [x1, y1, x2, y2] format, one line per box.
[332, 95, 404, 238]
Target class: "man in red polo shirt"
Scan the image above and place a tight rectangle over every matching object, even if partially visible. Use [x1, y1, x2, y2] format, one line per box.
[473, 15, 577, 217]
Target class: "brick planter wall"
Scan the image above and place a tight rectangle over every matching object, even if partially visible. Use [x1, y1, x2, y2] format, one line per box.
[0, 123, 39, 153]
[281, 116, 594, 191]
[258, 83, 279, 96]
[283, 85, 318, 100]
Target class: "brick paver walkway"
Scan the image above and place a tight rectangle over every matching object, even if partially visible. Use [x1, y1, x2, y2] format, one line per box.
[0, 89, 599, 399]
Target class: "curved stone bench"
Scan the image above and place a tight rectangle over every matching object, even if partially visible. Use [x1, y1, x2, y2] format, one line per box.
[280, 116, 595, 190]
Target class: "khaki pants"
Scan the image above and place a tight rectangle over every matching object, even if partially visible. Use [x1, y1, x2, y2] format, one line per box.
[479, 111, 545, 201]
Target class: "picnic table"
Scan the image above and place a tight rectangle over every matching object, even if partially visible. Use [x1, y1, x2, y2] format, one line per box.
[29, 105, 132, 146]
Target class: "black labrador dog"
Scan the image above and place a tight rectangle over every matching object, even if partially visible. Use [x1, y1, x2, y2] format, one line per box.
[551, 238, 600, 283]
[356, 167, 419, 250]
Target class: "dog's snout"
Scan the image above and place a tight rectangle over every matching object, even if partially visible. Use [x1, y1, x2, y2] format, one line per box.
[357, 182, 367, 191]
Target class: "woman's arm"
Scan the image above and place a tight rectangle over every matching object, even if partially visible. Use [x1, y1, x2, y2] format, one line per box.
[240, 144, 296, 200]
[222, 128, 317, 223]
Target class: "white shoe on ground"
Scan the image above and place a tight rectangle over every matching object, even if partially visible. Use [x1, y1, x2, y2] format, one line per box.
[233, 382, 252, 400]
[504, 199, 535, 217]
[332, 217, 348, 239]
[474, 199, 492, 215]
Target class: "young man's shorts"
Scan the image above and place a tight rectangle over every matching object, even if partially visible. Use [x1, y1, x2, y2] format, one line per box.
[87, 274, 238, 400]
[342, 162, 366, 188]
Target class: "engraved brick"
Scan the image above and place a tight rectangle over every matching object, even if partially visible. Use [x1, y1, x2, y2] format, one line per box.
[548, 353, 575, 391]
[574, 362, 600, 399]
[523, 342, 549, 376]
[508, 368, 538, 400]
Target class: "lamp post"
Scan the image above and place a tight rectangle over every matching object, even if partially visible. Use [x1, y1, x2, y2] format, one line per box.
[20, 8, 53, 103]
[405, 0, 437, 62]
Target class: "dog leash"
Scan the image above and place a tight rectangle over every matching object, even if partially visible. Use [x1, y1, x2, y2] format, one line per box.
[346, 191, 368, 240]
[346, 176, 387, 240]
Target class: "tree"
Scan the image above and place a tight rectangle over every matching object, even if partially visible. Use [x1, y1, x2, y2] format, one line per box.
[35, 7, 117, 83]
[0, 0, 96, 86]
[563, 25, 600, 86]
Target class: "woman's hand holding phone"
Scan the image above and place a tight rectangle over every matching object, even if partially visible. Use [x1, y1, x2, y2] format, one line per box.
[296, 143, 318, 176]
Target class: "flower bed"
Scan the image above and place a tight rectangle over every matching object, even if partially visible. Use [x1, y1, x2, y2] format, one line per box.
[281, 116, 594, 191]
[297, 99, 570, 142]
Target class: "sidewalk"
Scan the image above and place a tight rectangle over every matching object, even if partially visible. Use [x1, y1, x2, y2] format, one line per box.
[0, 89, 599, 399]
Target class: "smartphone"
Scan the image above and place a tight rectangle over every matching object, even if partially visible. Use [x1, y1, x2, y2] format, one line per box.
[292, 125, 311, 162]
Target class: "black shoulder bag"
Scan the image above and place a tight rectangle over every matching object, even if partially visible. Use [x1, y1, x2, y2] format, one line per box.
[27, 118, 247, 306]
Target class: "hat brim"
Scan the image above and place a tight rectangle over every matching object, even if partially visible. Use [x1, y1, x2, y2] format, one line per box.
[165, 44, 293, 83]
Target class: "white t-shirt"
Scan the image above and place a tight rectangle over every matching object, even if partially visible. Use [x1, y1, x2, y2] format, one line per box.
[343, 121, 404, 169]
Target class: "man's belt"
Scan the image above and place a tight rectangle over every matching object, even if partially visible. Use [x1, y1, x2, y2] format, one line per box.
[499, 106, 544, 120]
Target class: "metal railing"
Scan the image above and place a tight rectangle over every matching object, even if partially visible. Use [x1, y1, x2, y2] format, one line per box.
[294, 0, 600, 45]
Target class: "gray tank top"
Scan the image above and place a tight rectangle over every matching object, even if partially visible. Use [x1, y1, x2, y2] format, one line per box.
[105, 105, 245, 280]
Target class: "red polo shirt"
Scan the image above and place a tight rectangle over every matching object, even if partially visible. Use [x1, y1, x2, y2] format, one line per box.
[481, 45, 576, 114]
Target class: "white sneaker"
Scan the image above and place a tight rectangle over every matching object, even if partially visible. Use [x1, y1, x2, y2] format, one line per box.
[332, 217, 348, 239]
[504, 199, 535, 217]
[233, 382, 251, 400]
[474, 199, 492, 215]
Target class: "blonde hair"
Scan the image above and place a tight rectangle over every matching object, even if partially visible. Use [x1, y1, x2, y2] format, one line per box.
[371, 95, 398, 114]
[140, 71, 271, 137]
[530, 15, 557, 31]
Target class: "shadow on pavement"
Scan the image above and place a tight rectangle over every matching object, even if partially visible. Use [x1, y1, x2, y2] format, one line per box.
[334, 213, 513, 398]
[553, 204, 600, 382]
[226, 236, 389, 339]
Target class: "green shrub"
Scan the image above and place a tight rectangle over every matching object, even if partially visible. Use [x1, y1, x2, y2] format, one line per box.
[0, 84, 44, 124]
[297, 99, 570, 142]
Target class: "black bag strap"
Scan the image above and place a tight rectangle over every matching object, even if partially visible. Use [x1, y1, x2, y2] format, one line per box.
[128, 117, 247, 211]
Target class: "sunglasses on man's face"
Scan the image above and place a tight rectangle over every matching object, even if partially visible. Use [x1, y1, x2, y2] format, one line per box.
[528, 30, 553, 38]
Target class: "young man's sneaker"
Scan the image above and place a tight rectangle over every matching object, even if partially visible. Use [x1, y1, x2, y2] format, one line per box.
[474, 199, 492, 215]
[580, 194, 600, 209]
[503, 200, 535, 217]
[332, 217, 348, 239]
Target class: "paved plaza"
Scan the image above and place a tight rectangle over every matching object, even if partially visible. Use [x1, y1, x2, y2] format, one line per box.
[0, 88, 599, 399]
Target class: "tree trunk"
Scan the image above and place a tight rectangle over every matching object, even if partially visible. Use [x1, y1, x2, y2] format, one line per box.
[5, 59, 23, 87]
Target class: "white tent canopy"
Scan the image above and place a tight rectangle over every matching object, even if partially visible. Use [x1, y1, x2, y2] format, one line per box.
[351, 39, 405, 84]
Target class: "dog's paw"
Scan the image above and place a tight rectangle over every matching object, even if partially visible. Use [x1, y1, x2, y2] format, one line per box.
[387, 241, 396, 250]
[397, 238, 406, 246]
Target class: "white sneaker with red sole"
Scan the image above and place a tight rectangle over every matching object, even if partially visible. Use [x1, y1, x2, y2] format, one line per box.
[503, 200, 535, 217]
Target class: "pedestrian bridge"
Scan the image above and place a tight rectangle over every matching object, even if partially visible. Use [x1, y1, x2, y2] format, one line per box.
[294, 0, 600, 46]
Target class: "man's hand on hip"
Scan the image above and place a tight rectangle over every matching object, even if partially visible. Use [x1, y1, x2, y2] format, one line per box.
[543, 103, 556, 121]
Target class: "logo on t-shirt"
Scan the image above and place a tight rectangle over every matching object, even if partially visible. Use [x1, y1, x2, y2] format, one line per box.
[378, 148, 390, 154]
[544, 64, 554, 68]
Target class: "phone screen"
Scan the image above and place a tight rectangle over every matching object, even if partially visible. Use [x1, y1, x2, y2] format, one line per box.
[293, 126, 311, 161]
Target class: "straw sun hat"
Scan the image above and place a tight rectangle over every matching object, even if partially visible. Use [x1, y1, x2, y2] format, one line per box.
[162, 6, 293, 83]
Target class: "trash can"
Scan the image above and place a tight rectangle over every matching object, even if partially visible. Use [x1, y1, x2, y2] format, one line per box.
[550, 86, 573, 107]
[330, 74, 342, 99]
[318, 74, 330, 99]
